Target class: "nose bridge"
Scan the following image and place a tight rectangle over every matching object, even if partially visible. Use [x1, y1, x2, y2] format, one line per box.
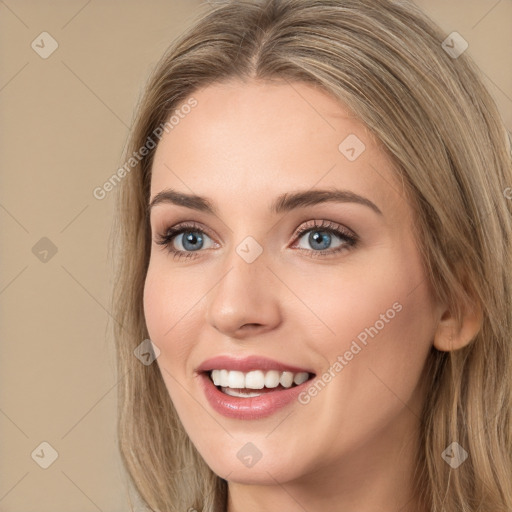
[205, 238, 281, 335]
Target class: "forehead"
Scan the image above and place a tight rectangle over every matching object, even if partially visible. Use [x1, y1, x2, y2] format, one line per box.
[149, 80, 405, 220]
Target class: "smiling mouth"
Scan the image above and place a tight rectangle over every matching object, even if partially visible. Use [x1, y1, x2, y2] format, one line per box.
[206, 369, 316, 397]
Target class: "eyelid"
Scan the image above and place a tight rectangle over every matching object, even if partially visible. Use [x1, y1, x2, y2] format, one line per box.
[291, 219, 357, 242]
[154, 218, 358, 262]
[155, 220, 218, 247]
[156, 219, 355, 242]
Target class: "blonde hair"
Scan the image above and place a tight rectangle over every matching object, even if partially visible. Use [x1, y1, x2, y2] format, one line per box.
[110, 1, 512, 510]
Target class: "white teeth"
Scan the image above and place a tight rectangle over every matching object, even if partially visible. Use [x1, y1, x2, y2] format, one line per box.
[264, 370, 280, 388]
[209, 369, 311, 390]
[245, 370, 265, 389]
[293, 372, 309, 385]
[228, 370, 245, 388]
[219, 369, 229, 387]
[280, 371, 294, 388]
[223, 388, 263, 398]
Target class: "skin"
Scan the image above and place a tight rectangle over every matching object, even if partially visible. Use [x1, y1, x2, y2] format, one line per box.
[143, 79, 480, 512]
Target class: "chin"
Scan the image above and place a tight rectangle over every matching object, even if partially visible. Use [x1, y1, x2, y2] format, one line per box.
[199, 446, 309, 485]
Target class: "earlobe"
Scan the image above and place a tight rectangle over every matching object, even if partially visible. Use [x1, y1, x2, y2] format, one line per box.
[433, 299, 483, 352]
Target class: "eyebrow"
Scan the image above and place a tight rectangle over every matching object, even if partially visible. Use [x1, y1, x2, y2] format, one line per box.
[148, 188, 383, 216]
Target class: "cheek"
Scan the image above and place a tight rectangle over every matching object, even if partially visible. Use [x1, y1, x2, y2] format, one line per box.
[143, 263, 202, 373]
[303, 244, 436, 429]
[143, 265, 205, 422]
[299, 242, 429, 348]
[303, 238, 433, 367]
[143, 267, 169, 344]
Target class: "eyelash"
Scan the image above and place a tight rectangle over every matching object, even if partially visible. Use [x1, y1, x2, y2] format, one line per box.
[154, 220, 358, 261]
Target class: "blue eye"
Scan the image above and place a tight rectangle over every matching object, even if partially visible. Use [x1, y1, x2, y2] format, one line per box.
[296, 227, 346, 251]
[292, 220, 357, 257]
[155, 224, 215, 259]
[155, 220, 357, 261]
[173, 231, 211, 252]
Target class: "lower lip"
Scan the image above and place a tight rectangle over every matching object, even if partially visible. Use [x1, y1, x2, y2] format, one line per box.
[199, 372, 312, 420]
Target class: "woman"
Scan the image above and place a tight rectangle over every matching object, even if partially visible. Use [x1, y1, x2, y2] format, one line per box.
[110, 0, 512, 510]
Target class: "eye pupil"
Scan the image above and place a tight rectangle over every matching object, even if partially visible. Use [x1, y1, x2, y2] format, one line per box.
[183, 231, 203, 251]
[310, 231, 331, 250]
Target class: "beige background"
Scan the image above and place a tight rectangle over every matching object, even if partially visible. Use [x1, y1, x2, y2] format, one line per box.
[1, 1, 510, 510]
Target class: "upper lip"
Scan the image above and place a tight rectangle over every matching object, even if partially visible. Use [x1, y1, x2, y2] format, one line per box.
[196, 355, 315, 375]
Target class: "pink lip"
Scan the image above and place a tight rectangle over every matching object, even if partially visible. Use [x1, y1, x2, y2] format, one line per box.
[199, 373, 313, 420]
[196, 355, 315, 420]
[196, 355, 313, 374]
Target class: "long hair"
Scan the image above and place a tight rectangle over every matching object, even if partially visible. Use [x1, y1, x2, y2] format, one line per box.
[110, 1, 512, 510]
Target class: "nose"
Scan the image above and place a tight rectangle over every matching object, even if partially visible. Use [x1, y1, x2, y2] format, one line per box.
[205, 249, 283, 338]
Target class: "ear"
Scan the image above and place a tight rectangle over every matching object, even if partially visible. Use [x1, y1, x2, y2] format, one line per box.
[433, 295, 483, 352]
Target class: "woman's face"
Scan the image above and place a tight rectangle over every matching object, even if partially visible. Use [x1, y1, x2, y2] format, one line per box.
[144, 79, 441, 486]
